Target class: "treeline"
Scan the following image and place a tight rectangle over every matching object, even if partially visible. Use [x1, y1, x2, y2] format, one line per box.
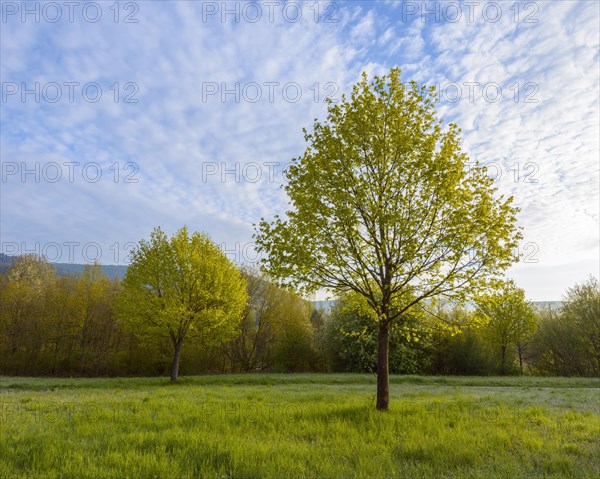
[0, 255, 318, 376]
[0, 255, 598, 377]
[320, 279, 599, 377]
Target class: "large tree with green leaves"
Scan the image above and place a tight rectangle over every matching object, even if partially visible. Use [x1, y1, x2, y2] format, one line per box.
[254, 68, 521, 410]
[475, 279, 537, 374]
[117, 226, 247, 381]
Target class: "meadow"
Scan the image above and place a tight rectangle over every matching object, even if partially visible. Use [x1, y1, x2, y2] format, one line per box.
[1, 374, 599, 478]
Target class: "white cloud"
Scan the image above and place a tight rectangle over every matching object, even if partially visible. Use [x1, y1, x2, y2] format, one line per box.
[1, 1, 598, 300]
[351, 9, 376, 43]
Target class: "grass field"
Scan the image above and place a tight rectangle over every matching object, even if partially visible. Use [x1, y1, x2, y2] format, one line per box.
[1, 374, 599, 478]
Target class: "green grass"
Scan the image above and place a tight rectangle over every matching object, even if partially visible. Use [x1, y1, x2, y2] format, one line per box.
[1, 375, 599, 478]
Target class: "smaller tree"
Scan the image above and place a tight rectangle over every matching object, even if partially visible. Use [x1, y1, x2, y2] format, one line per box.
[532, 277, 600, 376]
[560, 276, 600, 375]
[529, 306, 566, 376]
[427, 300, 494, 375]
[321, 292, 431, 374]
[0, 255, 57, 374]
[117, 227, 247, 381]
[475, 280, 536, 374]
[72, 264, 119, 375]
[225, 269, 315, 372]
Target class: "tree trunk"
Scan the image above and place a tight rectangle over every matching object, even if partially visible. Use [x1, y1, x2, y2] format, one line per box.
[79, 342, 87, 375]
[519, 356, 523, 375]
[171, 341, 183, 382]
[517, 344, 524, 375]
[501, 345, 507, 375]
[376, 322, 390, 411]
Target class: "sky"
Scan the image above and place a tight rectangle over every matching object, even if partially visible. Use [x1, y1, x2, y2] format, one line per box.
[1, 0, 599, 301]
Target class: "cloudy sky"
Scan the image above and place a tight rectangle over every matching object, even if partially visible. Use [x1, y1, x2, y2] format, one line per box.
[1, 0, 598, 301]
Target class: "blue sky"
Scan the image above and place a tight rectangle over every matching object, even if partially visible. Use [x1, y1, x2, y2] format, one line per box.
[1, 0, 598, 301]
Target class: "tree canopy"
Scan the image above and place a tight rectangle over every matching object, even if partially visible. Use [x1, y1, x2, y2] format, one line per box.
[117, 226, 248, 381]
[475, 279, 537, 374]
[255, 68, 522, 409]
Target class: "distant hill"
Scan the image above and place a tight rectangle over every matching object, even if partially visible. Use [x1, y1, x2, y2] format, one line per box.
[0, 254, 128, 280]
[309, 299, 562, 314]
[532, 301, 562, 311]
[52, 262, 128, 280]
